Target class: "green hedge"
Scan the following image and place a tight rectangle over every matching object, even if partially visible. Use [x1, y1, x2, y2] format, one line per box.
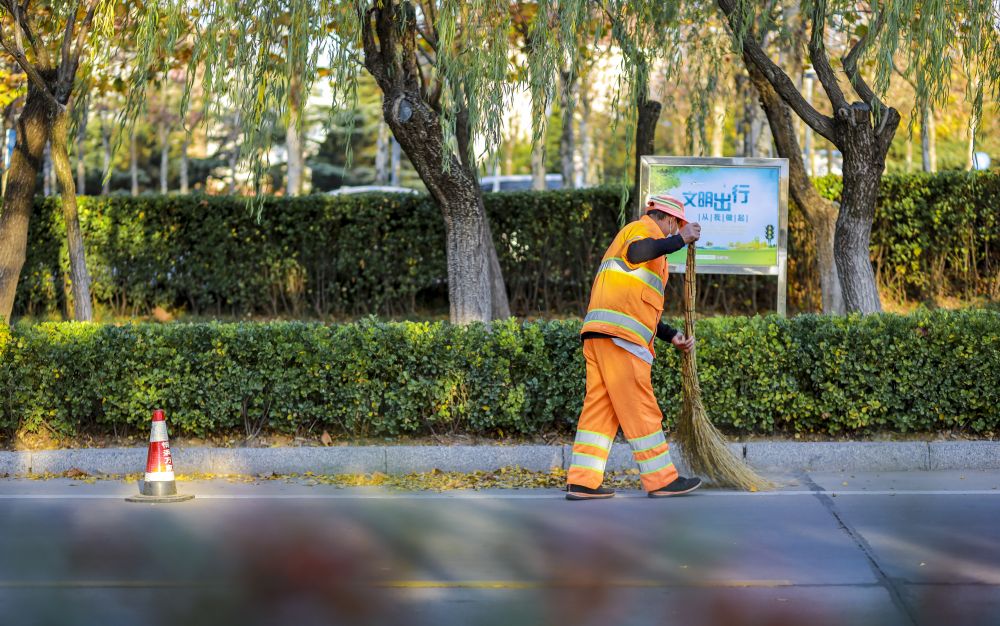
[1, 310, 997, 439]
[15, 172, 999, 319]
[814, 172, 999, 302]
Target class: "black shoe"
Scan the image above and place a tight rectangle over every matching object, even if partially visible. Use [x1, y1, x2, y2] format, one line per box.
[566, 484, 616, 500]
[648, 476, 702, 498]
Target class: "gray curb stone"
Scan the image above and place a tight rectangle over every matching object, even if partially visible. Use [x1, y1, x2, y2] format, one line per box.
[27, 449, 145, 475]
[744, 442, 930, 472]
[0, 451, 31, 475]
[929, 442, 1000, 470]
[1, 441, 997, 476]
[386, 445, 561, 474]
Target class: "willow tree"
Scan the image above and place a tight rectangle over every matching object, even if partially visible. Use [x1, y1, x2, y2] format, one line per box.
[596, 0, 680, 219]
[186, 0, 565, 322]
[717, 0, 1000, 313]
[0, 0, 110, 322]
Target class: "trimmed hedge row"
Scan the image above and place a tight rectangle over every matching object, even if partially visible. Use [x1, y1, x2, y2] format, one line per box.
[15, 171, 999, 319]
[1, 309, 997, 439]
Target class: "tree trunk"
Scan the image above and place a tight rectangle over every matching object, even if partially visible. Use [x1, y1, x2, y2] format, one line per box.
[834, 106, 899, 313]
[0, 88, 50, 323]
[100, 112, 111, 194]
[576, 90, 592, 188]
[43, 143, 53, 196]
[802, 72, 815, 176]
[390, 137, 401, 186]
[967, 81, 982, 171]
[632, 92, 662, 219]
[530, 101, 550, 191]
[159, 123, 169, 193]
[375, 121, 390, 184]
[905, 133, 913, 173]
[921, 104, 936, 173]
[130, 132, 139, 196]
[179, 135, 190, 193]
[710, 97, 726, 157]
[747, 61, 844, 314]
[51, 109, 93, 321]
[360, 3, 509, 323]
[76, 98, 87, 194]
[559, 68, 577, 189]
[0, 113, 7, 197]
[381, 93, 509, 322]
[286, 103, 302, 196]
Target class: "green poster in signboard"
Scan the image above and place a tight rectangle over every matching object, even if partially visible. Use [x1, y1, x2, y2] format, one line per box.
[642, 158, 787, 272]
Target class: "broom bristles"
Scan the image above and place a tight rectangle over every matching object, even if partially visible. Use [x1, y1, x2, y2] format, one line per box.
[677, 244, 775, 491]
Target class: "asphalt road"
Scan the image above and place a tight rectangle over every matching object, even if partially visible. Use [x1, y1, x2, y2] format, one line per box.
[1, 470, 998, 626]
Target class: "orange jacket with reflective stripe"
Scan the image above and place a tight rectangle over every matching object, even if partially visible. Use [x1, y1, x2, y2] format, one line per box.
[580, 215, 668, 356]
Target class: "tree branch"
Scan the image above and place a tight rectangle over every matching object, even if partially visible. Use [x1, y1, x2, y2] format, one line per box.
[8, 0, 50, 69]
[357, 4, 387, 85]
[842, 8, 887, 108]
[717, 0, 837, 143]
[0, 21, 55, 106]
[59, 0, 80, 76]
[807, 0, 848, 110]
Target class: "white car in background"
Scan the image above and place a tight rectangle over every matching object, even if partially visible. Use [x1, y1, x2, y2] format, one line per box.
[327, 185, 421, 195]
[479, 174, 565, 192]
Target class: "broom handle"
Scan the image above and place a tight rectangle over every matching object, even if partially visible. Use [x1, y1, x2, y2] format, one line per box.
[679, 240, 699, 415]
[684, 243, 696, 340]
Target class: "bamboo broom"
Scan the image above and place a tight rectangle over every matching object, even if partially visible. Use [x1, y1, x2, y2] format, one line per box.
[676, 243, 774, 491]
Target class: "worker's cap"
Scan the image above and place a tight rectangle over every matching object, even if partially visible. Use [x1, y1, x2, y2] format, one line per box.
[646, 194, 688, 225]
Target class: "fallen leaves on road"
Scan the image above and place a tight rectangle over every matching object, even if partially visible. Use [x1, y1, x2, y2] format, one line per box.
[14, 466, 647, 491]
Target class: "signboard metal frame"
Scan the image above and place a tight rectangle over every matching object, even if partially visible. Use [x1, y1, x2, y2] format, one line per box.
[639, 155, 789, 315]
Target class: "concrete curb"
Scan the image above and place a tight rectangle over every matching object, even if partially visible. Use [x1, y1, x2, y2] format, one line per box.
[2, 441, 998, 476]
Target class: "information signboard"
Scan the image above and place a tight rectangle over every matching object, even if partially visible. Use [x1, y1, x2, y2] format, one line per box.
[639, 156, 789, 314]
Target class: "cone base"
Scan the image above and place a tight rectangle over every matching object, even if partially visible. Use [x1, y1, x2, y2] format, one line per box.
[125, 479, 194, 503]
[125, 493, 194, 503]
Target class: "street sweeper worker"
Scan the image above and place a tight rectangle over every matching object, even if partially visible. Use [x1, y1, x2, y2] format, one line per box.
[567, 194, 703, 500]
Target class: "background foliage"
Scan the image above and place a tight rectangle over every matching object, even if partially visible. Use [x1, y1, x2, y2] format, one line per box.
[15, 171, 999, 320]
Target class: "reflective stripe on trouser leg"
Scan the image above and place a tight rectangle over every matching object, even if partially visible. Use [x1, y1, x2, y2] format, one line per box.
[574, 429, 613, 452]
[567, 340, 619, 490]
[590, 338, 678, 492]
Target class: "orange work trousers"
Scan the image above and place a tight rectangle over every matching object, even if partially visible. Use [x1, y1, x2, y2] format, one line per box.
[567, 337, 679, 492]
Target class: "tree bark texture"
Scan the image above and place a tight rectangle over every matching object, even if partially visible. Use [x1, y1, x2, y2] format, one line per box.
[559, 68, 577, 189]
[51, 109, 94, 321]
[921, 104, 936, 173]
[180, 135, 190, 193]
[530, 100, 550, 191]
[835, 105, 897, 313]
[0, 87, 49, 322]
[43, 142, 53, 196]
[719, 0, 900, 313]
[76, 98, 87, 194]
[159, 123, 170, 193]
[286, 81, 303, 196]
[576, 89, 592, 188]
[632, 92, 661, 220]
[130, 133, 139, 196]
[747, 60, 844, 314]
[100, 112, 111, 194]
[358, 1, 509, 323]
[375, 121, 390, 185]
[710, 98, 726, 157]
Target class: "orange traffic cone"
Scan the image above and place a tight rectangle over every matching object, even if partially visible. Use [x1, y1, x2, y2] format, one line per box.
[126, 409, 194, 503]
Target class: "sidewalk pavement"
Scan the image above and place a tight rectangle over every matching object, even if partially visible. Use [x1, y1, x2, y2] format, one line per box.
[2, 441, 998, 476]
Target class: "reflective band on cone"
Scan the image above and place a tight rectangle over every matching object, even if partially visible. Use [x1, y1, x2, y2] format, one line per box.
[126, 409, 193, 503]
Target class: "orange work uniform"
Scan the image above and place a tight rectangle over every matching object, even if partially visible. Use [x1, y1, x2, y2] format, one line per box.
[568, 214, 679, 492]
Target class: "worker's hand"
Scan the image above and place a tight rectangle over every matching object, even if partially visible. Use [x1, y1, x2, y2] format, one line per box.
[679, 222, 701, 244]
[671, 333, 695, 353]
